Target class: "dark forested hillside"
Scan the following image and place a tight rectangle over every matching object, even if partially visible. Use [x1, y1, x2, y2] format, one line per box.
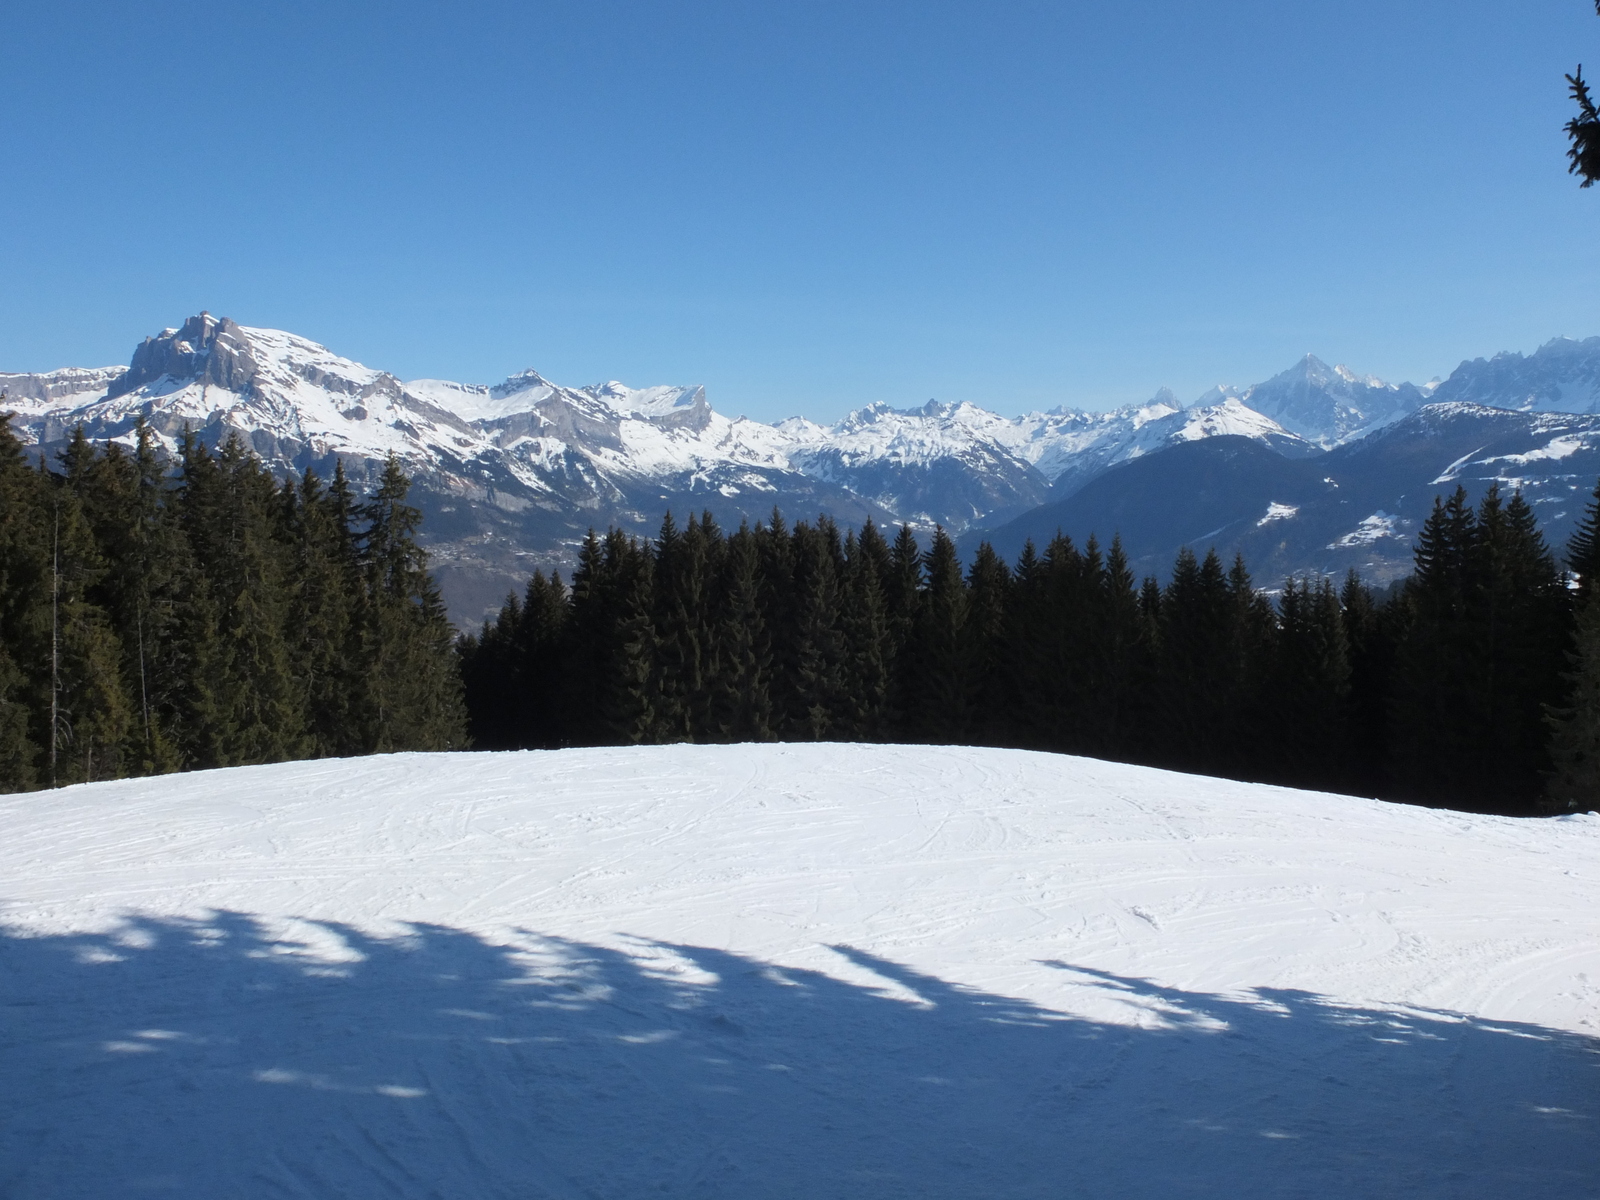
[976, 405, 1600, 589]
[463, 486, 1600, 815]
[0, 415, 465, 792]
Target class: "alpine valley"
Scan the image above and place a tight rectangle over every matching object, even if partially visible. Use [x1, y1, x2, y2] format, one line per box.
[7, 313, 1600, 623]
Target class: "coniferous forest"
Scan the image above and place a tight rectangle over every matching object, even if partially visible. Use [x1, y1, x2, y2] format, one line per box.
[7, 410, 1600, 815]
[461, 485, 1600, 816]
[0, 416, 465, 792]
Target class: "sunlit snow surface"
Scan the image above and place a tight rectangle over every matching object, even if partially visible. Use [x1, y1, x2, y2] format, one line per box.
[1, 744, 1597, 1198]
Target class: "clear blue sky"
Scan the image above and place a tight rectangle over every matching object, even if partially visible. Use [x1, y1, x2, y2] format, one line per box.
[3, 1, 1598, 422]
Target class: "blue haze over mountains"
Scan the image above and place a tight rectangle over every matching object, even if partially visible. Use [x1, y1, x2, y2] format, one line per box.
[5, 317, 1600, 622]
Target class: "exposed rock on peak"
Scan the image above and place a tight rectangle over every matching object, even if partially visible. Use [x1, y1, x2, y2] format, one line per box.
[108, 312, 260, 401]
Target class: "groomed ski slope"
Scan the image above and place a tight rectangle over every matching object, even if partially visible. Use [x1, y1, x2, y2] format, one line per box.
[1, 743, 1596, 1199]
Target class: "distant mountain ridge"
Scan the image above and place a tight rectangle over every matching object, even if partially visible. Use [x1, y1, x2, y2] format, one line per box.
[6, 315, 1600, 619]
[976, 401, 1600, 587]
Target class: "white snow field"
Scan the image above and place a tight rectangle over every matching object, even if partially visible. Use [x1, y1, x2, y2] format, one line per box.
[1, 744, 1597, 1199]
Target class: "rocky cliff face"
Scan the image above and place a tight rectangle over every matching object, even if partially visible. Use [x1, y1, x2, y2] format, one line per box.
[107, 313, 262, 401]
[1430, 337, 1600, 414]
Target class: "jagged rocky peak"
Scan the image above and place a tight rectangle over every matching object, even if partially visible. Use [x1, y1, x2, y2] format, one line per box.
[1269, 353, 1335, 386]
[490, 369, 557, 399]
[107, 312, 259, 400]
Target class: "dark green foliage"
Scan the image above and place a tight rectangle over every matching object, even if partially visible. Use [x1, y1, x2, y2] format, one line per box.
[707, 523, 773, 742]
[1269, 576, 1351, 788]
[1569, 66, 1600, 187]
[835, 524, 890, 738]
[562, 529, 658, 744]
[1567, 476, 1600, 603]
[465, 479, 1591, 816]
[899, 527, 969, 743]
[1545, 597, 1600, 811]
[1567, 6, 1600, 186]
[0, 417, 466, 792]
[0, 416, 50, 789]
[357, 456, 467, 753]
[961, 541, 1012, 745]
[1388, 486, 1571, 810]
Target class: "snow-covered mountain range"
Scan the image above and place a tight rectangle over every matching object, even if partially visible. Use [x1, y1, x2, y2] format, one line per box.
[7, 314, 1600, 620]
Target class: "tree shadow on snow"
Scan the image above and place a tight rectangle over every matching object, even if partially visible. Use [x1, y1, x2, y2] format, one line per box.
[0, 913, 1595, 1199]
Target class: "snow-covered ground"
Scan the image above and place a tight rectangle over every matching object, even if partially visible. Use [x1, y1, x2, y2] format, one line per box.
[1, 744, 1596, 1198]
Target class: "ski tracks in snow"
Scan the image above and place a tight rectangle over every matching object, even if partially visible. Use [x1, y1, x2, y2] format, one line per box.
[1, 745, 1598, 1197]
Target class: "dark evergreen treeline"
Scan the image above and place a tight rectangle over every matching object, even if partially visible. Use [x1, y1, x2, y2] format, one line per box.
[0, 416, 465, 792]
[462, 485, 1600, 815]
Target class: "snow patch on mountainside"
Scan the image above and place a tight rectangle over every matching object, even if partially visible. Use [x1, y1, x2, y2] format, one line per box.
[1329, 511, 1406, 548]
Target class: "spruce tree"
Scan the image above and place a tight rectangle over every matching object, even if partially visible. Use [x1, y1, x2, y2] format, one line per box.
[902, 527, 971, 743]
[0, 414, 49, 789]
[1340, 569, 1398, 795]
[1545, 595, 1600, 811]
[651, 512, 710, 742]
[783, 518, 847, 739]
[1270, 576, 1351, 788]
[835, 526, 889, 739]
[1000, 538, 1048, 749]
[459, 590, 524, 750]
[707, 522, 773, 741]
[41, 467, 134, 785]
[882, 525, 923, 735]
[1155, 548, 1236, 774]
[1390, 485, 1570, 810]
[514, 569, 571, 747]
[1098, 536, 1148, 761]
[962, 541, 1011, 745]
[0, 642, 33, 791]
[281, 467, 365, 758]
[1567, 476, 1600, 603]
[357, 454, 468, 752]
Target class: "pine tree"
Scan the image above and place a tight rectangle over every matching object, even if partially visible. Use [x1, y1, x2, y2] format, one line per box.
[0, 641, 33, 791]
[459, 590, 524, 750]
[514, 569, 570, 747]
[835, 525, 890, 739]
[1155, 548, 1238, 774]
[1000, 538, 1049, 749]
[704, 522, 773, 741]
[882, 525, 923, 735]
[962, 541, 1011, 745]
[1340, 569, 1399, 795]
[783, 518, 847, 739]
[0, 414, 49, 789]
[1098, 536, 1148, 760]
[42, 466, 135, 785]
[901, 527, 970, 743]
[1270, 576, 1351, 787]
[357, 455, 468, 752]
[1545, 595, 1600, 810]
[607, 531, 658, 744]
[280, 467, 365, 758]
[1390, 485, 1571, 810]
[1567, 476, 1600, 603]
[651, 512, 711, 742]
